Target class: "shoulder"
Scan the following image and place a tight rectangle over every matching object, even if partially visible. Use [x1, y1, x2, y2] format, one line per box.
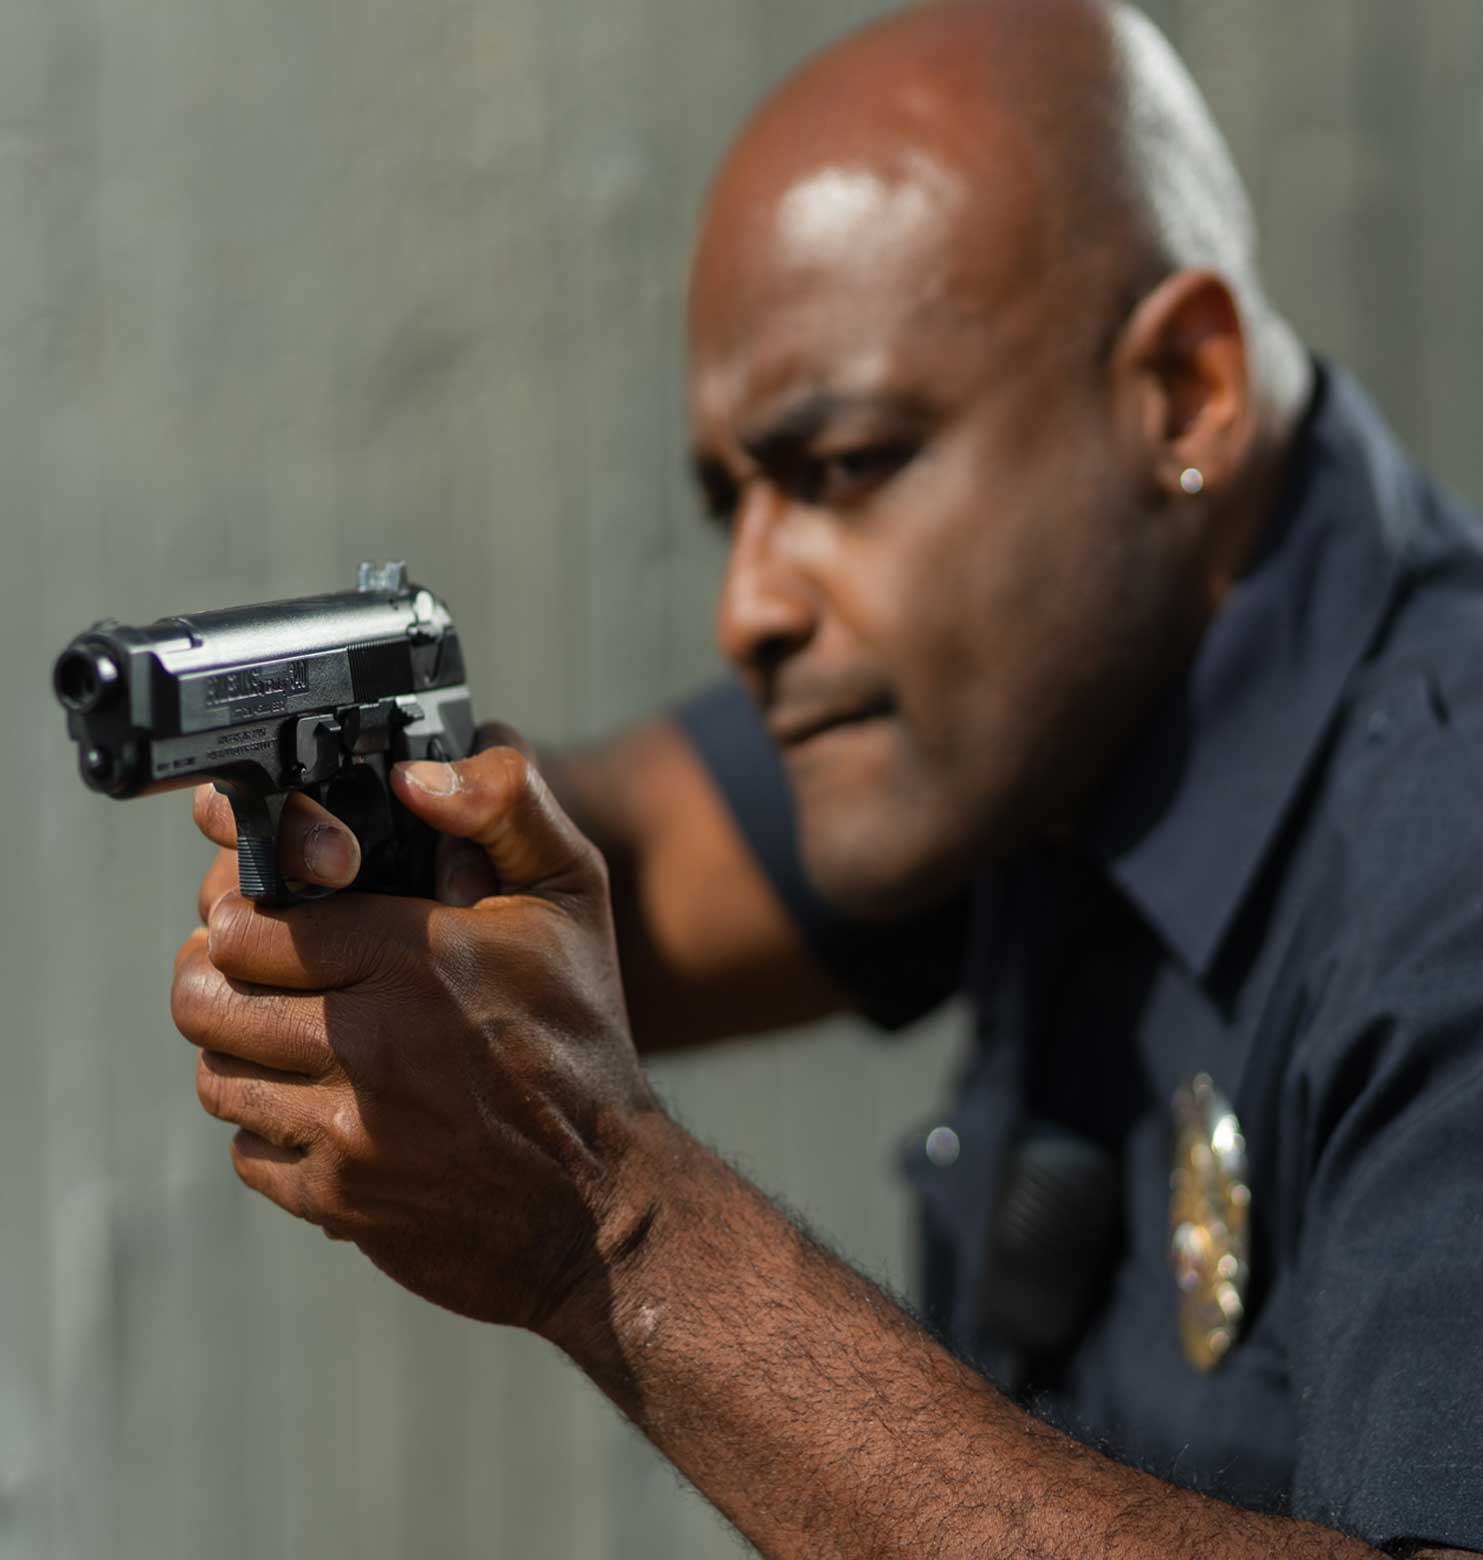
[1304, 484, 1483, 979]
[1263, 494, 1483, 1135]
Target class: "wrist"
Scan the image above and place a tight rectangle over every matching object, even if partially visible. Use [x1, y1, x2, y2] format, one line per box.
[537, 1102, 683, 1378]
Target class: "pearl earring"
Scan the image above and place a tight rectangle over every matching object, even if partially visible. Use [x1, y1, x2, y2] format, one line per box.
[1180, 467, 1205, 496]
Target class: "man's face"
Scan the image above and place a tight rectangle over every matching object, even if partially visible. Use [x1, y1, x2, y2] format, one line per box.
[688, 154, 1184, 919]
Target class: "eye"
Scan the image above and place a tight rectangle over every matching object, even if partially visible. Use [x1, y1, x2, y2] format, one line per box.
[794, 441, 918, 507]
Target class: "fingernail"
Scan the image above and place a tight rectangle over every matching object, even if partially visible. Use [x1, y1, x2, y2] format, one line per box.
[400, 761, 461, 797]
[304, 825, 358, 882]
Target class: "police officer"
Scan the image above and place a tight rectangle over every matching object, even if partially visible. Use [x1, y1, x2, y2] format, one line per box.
[173, 2, 1483, 1553]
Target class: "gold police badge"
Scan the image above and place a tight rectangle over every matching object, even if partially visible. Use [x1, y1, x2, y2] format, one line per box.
[1169, 1074, 1250, 1372]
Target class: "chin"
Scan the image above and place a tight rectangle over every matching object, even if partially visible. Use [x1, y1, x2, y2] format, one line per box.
[796, 804, 974, 923]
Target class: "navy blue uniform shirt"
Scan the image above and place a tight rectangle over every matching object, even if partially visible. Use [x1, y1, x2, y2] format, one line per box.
[676, 366, 1483, 1553]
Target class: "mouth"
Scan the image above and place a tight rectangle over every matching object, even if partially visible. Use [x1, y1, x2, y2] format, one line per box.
[769, 696, 895, 749]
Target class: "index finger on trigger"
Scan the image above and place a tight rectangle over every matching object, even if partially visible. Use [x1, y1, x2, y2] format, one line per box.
[205, 890, 434, 993]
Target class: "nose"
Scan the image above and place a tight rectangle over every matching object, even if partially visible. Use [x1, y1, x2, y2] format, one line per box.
[715, 485, 818, 678]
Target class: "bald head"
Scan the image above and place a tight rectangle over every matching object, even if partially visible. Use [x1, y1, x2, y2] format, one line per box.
[687, 1, 1312, 915]
[692, 0, 1283, 377]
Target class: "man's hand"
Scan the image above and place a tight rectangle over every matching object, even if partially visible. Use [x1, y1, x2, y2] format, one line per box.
[172, 747, 660, 1337]
[191, 710, 852, 1053]
[189, 721, 524, 919]
[175, 756, 1427, 1560]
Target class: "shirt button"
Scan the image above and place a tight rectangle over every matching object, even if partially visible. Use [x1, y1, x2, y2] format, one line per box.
[925, 1126, 961, 1168]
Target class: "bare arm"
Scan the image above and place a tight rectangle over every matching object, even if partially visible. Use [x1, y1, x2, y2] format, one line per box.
[543, 717, 850, 1051]
[550, 1112, 1472, 1560]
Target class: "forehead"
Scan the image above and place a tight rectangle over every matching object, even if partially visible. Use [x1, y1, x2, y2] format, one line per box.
[687, 139, 1046, 437]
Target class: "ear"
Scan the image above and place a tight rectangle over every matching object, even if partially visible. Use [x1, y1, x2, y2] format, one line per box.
[1109, 269, 1252, 502]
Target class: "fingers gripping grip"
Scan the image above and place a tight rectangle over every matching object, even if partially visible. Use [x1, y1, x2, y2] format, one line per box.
[217, 786, 335, 908]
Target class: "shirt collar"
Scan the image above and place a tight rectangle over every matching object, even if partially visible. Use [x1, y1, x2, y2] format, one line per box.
[1085, 364, 1423, 980]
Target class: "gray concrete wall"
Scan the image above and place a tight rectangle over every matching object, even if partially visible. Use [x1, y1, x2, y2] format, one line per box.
[3, 3, 1481, 1556]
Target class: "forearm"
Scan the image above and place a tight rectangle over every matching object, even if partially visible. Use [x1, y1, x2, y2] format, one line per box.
[554, 1112, 1383, 1560]
[541, 722, 848, 1052]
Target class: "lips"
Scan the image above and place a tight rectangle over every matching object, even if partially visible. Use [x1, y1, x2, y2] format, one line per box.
[768, 695, 894, 748]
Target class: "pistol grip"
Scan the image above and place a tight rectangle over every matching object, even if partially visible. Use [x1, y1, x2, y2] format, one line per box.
[216, 785, 336, 908]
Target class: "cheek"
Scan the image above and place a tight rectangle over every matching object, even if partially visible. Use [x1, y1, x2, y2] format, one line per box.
[848, 457, 1097, 803]
[845, 510, 1006, 763]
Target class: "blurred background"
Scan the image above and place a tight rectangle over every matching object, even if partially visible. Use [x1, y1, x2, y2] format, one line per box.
[3, 1, 1482, 1556]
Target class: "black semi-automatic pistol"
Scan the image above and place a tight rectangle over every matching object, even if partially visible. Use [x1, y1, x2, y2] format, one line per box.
[53, 562, 476, 905]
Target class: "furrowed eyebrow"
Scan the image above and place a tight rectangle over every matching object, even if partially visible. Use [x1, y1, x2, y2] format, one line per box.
[689, 388, 934, 520]
[740, 389, 929, 459]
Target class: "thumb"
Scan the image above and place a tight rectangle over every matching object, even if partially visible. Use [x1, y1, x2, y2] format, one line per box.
[391, 746, 601, 898]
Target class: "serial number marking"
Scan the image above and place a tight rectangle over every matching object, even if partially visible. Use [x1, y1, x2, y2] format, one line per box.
[225, 695, 289, 721]
[211, 730, 274, 756]
[152, 722, 280, 781]
[204, 660, 310, 709]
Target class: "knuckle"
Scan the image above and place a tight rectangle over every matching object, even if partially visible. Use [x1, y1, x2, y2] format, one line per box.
[171, 944, 216, 1044]
[195, 1053, 226, 1119]
[174, 925, 209, 976]
[206, 893, 255, 968]
[229, 1133, 319, 1225]
[209, 897, 301, 984]
[229, 1141, 258, 1192]
[240, 1073, 268, 1116]
[305, 1154, 349, 1229]
[576, 835, 609, 893]
[289, 1003, 336, 1077]
[318, 1103, 361, 1167]
[482, 743, 534, 812]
